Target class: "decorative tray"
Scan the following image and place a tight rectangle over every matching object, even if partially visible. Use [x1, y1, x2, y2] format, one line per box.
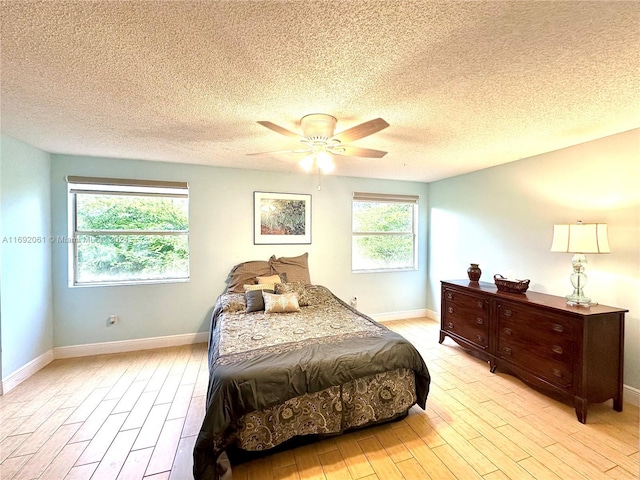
[494, 274, 530, 294]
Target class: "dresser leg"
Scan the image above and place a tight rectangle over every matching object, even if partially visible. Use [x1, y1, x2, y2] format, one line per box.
[575, 398, 587, 424]
[613, 396, 623, 412]
[439, 331, 445, 344]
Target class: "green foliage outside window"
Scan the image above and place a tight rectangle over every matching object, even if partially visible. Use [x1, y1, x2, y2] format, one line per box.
[75, 194, 189, 283]
[353, 202, 415, 270]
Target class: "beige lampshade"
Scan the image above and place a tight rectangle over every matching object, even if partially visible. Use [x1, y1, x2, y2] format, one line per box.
[550, 223, 610, 253]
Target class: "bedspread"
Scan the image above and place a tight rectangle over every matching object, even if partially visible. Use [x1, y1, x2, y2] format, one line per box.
[193, 285, 430, 480]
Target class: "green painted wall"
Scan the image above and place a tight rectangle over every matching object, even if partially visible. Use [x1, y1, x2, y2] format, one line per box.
[427, 129, 640, 389]
[0, 135, 54, 380]
[50, 154, 429, 348]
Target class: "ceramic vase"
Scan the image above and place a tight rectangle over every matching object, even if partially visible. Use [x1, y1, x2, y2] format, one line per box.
[467, 263, 482, 282]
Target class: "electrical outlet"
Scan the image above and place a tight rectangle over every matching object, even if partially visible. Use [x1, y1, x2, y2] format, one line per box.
[109, 314, 118, 325]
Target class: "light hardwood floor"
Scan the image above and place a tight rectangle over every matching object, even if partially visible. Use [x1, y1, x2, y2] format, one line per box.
[1, 317, 638, 479]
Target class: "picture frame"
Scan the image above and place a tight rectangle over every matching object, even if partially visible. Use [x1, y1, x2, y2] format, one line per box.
[254, 191, 312, 244]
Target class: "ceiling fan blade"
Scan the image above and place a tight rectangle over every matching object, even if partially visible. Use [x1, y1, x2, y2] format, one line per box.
[246, 148, 311, 156]
[332, 118, 390, 143]
[335, 146, 388, 158]
[257, 121, 302, 140]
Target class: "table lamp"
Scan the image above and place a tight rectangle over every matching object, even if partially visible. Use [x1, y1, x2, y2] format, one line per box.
[550, 221, 610, 306]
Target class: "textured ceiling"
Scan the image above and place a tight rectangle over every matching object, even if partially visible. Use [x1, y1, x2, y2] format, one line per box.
[1, 1, 639, 182]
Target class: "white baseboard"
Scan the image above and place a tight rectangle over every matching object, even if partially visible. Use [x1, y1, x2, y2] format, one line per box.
[370, 308, 438, 323]
[425, 309, 439, 321]
[53, 331, 209, 359]
[1, 349, 54, 394]
[624, 384, 640, 407]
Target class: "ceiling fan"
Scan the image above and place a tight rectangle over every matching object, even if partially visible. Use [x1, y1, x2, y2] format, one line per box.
[249, 114, 389, 174]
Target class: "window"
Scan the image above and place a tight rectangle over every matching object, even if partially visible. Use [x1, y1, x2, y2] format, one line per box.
[67, 176, 189, 286]
[352, 192, 418, 272]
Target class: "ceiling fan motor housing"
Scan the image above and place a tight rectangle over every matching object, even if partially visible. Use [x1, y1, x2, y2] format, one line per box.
[300, 113, 337, 139]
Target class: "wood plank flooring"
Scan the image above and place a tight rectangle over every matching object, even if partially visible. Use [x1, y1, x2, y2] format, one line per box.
[1, 317, 638, 479]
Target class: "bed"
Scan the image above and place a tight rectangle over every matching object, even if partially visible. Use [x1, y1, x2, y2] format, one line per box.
[193, 255, 430, 480]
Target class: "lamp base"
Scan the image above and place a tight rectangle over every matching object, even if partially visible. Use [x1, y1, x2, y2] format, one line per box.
[565, 253, 594, 307]
[565, 295, 593, 307]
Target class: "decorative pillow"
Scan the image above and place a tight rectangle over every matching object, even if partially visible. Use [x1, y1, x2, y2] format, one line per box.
[245, 288, 274, 312]
[275, 282, 311, 307]
[256, 274, 283, 284]
[269, 253, 311, 284]
[263, 291, 300, 313]
[244, 283, 277, 292]
[226, 260, 273, 293]
[302, 285, 333, 306]
[219, 293, 246, 313]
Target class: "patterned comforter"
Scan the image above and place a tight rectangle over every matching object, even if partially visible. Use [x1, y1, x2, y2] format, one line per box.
[193, 285, 430, 480]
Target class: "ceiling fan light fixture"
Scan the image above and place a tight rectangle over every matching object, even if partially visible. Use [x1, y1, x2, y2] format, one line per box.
[317, 151, 335, 173]
[299, 154, 315, 172]
[298, 150, 335, 174]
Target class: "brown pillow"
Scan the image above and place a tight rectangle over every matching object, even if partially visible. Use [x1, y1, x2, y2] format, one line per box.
[269, 253, 311, 284]
[226, 260, 273, 293]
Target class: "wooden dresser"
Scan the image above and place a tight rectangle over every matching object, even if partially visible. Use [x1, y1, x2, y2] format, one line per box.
[439, 280, 627, 423]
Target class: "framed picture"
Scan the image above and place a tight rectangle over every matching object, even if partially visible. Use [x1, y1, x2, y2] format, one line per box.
[254, 191, 312, 244]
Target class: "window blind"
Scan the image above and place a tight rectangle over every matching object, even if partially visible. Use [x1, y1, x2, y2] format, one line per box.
[353, 192, 419, 204]
[66, 176, 188, 197]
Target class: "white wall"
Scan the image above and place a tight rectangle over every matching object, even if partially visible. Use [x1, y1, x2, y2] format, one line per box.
[0, 135, 54, 382]
[51, 154, 429, 348]
[427, 129, 640, 389]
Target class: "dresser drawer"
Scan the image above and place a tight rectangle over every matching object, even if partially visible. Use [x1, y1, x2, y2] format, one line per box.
[443, 315, 489, 349]
[444, 289, 489, 312]
[444, 290, 489, 323]
[496, 301, 575, 338]
[497, 342, 573, 387]
[497, 320, 574, 388]
[498, 317, 574, 363]
[444, 301, 489, 329]
[443, 289, 489, 349]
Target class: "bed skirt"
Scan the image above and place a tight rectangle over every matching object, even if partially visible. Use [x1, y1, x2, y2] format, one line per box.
[234, 367, 417, 452]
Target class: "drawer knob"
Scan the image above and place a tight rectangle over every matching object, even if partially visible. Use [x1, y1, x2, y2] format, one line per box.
[476, 335, 484, 343]
[447, 321, 454, 329]
[503, 347, 512, 356]
[447, 306, 454, 314]
[552, 323, 564, 333]
[552, 368, 563, 378]
[446, 292, 453, 299]
[503, 309, 513, 317]
[476, 300, 484, 309]
[476, 317, 484, 325]
[552, 345, 563, 355]
[503, 328, 512, 335]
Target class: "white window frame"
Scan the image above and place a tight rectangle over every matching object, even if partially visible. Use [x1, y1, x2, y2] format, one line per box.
[352, 192, 419, 273]
[67, 176, 190, 287]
